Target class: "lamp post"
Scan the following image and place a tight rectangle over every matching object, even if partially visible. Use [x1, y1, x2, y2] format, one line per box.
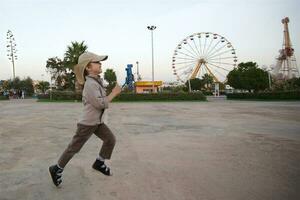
[47, 71, 53, 100]
[136, 61, 142, 81]
[267, 68, 274, 89]
[263, 65, 273, 89]
[188, 79, 192, 93]
[50, 76, 53, 101]
[147, 25, 156, 93]
[6, 30, 18, 79]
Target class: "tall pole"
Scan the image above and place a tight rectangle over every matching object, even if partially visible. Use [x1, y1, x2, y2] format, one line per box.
[263, 66, 272, 89]
[6, 30, 18, 79]
[268, 71, 271, 89]
[282, 17, 292, 54]
[188, 79, 192, 93]
[10, 40, 16, 79]
[50, 76, 53, 101]
[136, 61, 139, 81]
[136, 61, 141, 81]
[147, 25, 156, 93]
[151, 30, 154, 93]
[268, 69, 273, 89]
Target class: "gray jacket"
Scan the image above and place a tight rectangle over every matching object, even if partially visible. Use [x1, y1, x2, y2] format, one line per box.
[78, 75, 109, 125]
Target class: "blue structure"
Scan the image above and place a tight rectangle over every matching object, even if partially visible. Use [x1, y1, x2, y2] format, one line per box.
[123, 64, 135, 91]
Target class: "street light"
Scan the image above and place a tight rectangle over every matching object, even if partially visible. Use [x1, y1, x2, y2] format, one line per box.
[188, 79, 192, 93]
[147, 25, 156, 93]
[267, 67, 274, 89]
[6, 30, 18, 79]
[136, 61, 142, 81]
[262, 65, 273, 89]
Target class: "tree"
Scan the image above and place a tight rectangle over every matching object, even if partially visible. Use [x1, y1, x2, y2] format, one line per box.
[227, 62, 269, 92]
[5, 77, 34, 96]
[36, 81, 50, 93]
[45, 41, 88, 91]
[21, 77, 34, 95]
[64, 41, 88, 68]
[65, 41, 88, 93]
[185, 78, 203, 91]
[9, 77, 21, 90]
[272, 77, 300, 91]
[184, 74, 214, 92]
[46, 57, 66, 90]
[1, 80, 10, 91]
[202, 73, 214, 89]
[104, 68, 117, 94]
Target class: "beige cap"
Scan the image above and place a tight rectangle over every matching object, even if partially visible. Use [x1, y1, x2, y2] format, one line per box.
[74, 51, 108, 85]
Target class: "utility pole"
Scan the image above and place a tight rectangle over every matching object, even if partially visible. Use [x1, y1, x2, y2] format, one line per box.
[136, 61, 142, 81]
[6, 30, 18, 79]
[147, 25, 157, 93]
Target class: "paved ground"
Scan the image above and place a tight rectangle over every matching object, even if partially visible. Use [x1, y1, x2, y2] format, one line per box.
[0, 99, 300, 200]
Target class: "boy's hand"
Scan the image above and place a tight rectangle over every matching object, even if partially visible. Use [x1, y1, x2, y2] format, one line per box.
[107, 83, 121, 102]
[112, 83, 121, 96]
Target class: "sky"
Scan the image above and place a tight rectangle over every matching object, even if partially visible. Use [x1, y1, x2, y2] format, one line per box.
[0, 0, 299, 84]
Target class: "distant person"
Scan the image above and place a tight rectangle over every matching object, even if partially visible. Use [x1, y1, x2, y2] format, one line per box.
[49, 52, 121, 187]
[3, 91, 8, 98]
[13, 90, 17, 99]
[21, 90, 25, 99]
[9, 90, 13, 99]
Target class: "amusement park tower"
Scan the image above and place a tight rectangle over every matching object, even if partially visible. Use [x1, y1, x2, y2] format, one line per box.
[272, 17, 299, 79]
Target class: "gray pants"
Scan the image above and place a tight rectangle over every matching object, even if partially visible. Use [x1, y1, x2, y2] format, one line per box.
[58, 123, 116, 168]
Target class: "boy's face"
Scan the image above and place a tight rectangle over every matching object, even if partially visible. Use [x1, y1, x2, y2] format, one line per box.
[86, 61, 102, 75]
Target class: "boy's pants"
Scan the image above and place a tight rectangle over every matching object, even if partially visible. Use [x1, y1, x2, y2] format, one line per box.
[58, 123, 116, 168]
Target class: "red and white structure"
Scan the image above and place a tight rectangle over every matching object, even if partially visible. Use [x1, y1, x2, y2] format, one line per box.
[272, 17, 299, 79]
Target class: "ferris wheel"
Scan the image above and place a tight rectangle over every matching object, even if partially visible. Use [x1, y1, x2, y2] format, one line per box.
[172, 32, 237, 83]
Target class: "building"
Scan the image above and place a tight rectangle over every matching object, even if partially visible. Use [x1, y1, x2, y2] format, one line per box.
[135, 81, 163, 93]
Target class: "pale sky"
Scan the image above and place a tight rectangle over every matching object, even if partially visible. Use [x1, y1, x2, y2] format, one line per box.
[0, 0, 299, 83]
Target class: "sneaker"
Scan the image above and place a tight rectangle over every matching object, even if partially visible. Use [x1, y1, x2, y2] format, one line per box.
[49, 165, 63, 186]
[92, 160, 112, 176]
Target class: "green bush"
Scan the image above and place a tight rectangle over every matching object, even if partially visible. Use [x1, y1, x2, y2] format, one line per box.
[37, 93, 50, 99]
[0, 95, 9, 100]
[37, 91, 206, 102]
[113, 92, 206, 101]
[226, 91, 300, 100]
[37, 90, 82, 101]
[201, 91, 213, 96]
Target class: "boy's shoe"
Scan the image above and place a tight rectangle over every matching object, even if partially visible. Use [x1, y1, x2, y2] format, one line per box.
[49, 165, 63, 186]
[92, 160, 112, 176]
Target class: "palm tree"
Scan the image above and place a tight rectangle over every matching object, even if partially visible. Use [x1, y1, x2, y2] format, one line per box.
[64, 41, 88, 93]
[202, 73, 214, 89]
[104, 69, 117, 94]
[64, 41, 88, 68]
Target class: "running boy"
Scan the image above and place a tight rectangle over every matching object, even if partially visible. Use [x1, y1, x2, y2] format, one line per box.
[49, 51, 121, 186]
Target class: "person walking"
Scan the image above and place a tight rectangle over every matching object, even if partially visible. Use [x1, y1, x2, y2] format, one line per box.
[21, 90, 25, 99]
[49, 52, 121, 187]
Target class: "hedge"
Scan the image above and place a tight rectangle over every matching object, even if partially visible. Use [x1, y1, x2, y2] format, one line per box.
[37, 91, 207, 101]
[226, 91, 300, 100]
[0, 95, 9, 100]
[37, 90, 81, 101]
[114, 92, 206, 101]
